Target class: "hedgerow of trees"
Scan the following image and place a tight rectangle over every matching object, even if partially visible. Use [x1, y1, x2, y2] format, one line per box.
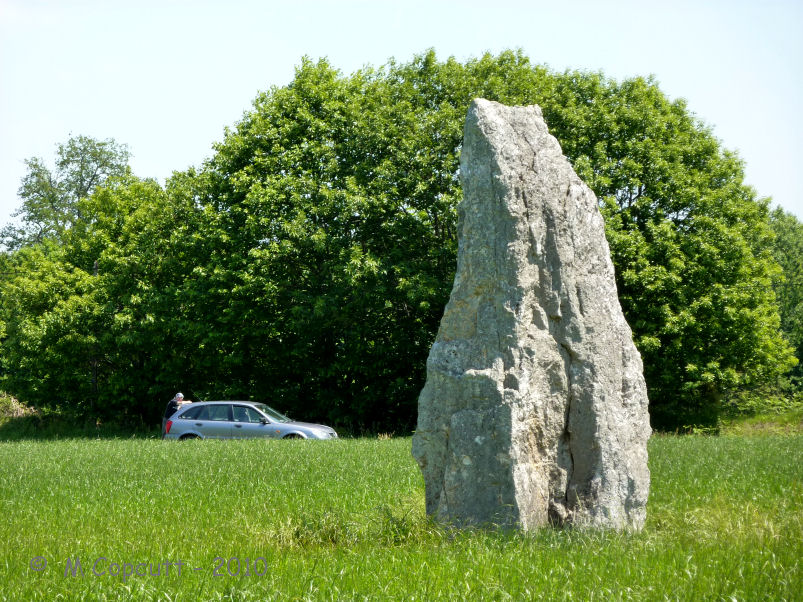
[0, 50, 798, 430]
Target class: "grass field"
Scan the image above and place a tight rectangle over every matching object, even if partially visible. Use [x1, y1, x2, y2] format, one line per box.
[0, 430, 801, 600]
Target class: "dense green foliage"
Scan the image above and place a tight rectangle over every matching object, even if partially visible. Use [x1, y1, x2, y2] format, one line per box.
[0, 51, 797, 429]
[541, 73, 795, 425]
[0, 435, 800, 599]
[769, 207, 803, 385]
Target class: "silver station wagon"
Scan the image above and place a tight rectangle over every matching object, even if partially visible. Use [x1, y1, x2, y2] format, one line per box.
[163, 401, 338, 440]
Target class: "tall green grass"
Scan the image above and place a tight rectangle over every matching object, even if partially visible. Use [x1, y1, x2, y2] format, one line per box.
[0, 434, 800, 600]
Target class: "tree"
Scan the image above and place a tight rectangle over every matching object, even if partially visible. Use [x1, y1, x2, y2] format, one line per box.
[769, 207, 803, 385]
[0, 174, 174, 417]
[537, 74, 796, 426]
[176, 59, 457, 428]
[2, 135, 130, 249]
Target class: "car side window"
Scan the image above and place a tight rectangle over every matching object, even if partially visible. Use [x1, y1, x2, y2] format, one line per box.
[179, 405, 202, 420]
[233, 406, 265, 423]
[245, 407, 265, 423]
[207, 404, 232, 422]
[195, 405, 231, 421]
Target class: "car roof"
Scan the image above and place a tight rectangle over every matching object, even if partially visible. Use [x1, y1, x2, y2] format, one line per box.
[186, 400, 259, 405]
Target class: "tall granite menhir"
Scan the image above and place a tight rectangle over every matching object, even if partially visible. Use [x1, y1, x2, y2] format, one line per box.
[412, 99, 651, 530]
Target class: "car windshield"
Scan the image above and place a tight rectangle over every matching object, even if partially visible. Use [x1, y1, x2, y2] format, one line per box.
[251, 403, 291, 423]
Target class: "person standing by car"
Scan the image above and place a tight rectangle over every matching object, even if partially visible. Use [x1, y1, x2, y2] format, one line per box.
[162, 392, 190, 435]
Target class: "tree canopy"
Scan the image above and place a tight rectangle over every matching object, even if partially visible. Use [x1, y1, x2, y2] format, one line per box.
[0, 51, 797, 430]
[2, 136, 130, 250]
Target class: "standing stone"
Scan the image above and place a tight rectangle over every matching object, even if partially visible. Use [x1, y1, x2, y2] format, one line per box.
[411, 99, 651, 530]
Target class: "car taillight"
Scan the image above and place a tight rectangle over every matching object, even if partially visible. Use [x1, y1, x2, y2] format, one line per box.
[165, 420, 173, 434]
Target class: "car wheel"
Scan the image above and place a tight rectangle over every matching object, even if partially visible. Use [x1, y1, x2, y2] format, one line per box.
[283, 433, 303, 439]
[179, 434, 200, 440]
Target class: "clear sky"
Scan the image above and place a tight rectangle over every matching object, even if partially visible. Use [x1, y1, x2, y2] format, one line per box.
[1, 0, 801, 227]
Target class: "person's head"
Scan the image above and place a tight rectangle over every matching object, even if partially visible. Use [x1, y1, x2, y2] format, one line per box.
[175, 392, 184, 401]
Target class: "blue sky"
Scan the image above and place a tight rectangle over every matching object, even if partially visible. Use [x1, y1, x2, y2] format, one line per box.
[1, 0, 801, 225]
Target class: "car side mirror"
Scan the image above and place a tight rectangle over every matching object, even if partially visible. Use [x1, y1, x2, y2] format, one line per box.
[260, 417, 269, 424]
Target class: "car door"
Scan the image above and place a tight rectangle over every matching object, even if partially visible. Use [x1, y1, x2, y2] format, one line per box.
[192, 404, 234, 439]
[231, 405, 280, 439]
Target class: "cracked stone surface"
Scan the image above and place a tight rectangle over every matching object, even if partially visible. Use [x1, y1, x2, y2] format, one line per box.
[411, 99, 651, 530]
